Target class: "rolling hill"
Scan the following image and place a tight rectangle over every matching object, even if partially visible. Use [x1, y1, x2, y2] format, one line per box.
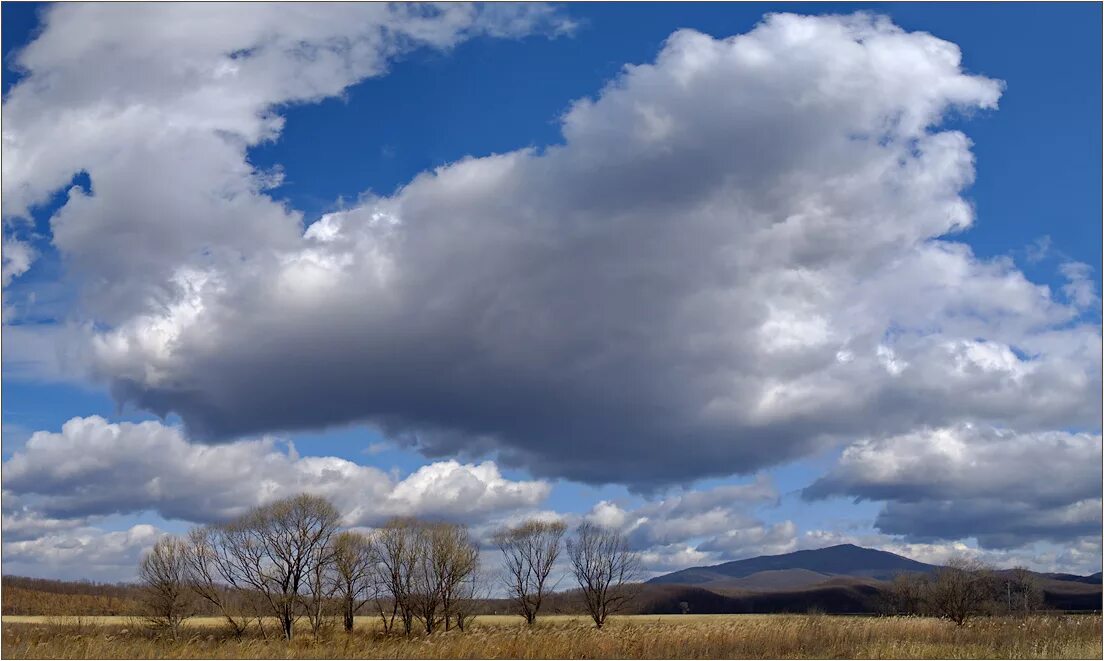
[649, 543, 937, 589]
[641, 544, 1101, 614]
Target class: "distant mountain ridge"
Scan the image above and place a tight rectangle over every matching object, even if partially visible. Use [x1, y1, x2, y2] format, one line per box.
[1041, 572, 1103, 585]
[643, 544, 1101, 612]
[649, 544, 938, 587]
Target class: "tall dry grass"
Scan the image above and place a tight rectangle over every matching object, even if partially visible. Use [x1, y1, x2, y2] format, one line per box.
[2, 613, 1100, 659]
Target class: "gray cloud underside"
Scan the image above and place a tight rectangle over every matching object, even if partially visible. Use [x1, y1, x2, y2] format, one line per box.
[805, 424, 1102, 548]
[1, 416, 796, 579]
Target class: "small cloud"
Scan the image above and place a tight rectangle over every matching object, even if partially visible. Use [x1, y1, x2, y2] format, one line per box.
[363, 441, 390, 455]
[1059, 261, 1099, 309]
[1024, 235, 1052, 263]
[1, 239, 36, 287]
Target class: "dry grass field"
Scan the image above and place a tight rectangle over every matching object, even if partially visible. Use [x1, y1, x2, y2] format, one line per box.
[2, 613, 1101, 659]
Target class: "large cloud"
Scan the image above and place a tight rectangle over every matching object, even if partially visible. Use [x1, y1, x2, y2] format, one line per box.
[803, 424, 1102, 548]
[7, 12, 1101, 489]
[1, 2, 568, 315]
[2, 416, 550, 526]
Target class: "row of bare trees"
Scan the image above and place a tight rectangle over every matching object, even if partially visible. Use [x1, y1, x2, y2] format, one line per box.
[493, 519, 641, 629]
[886, 557, 1044, 625]
[139, 494, 641, 639]
[139, 494, 485, 640]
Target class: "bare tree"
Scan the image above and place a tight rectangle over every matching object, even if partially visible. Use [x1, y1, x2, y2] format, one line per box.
[409, 522, 481, 634]
[181, 527, 255, 637]
[566, 522, 641, 629]
[305, 537, 339, 637]
[138, 535, 194, 638]
[181, 494, 341, 640]
[332, 530, 378, 632]
[434, 524, 480, 632]
[376, 518, 421, 635]
[452, 568, 489, 632]
[1003, 567, 1044, 615]
[367, 557, 398, 634]
[494, 519, 565, 625]
[927, 556, 999, 625]
[409, 524, 440, 634]
[249, 494, 341, 640]
[886, 571, 929, 615]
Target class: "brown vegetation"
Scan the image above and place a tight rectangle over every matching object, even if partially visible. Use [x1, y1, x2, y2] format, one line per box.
[6, 572, 1098, 622]
[1, 577, 141, 617]
[138, 536, 195, 638]
[2, 613, 1100, 659]
[131, 495, 488, 641]
[185, 494, 343, 640]
[885, 557, 1064, 625]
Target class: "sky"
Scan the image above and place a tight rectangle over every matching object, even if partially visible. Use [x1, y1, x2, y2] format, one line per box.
[1, 2, 1101, 583]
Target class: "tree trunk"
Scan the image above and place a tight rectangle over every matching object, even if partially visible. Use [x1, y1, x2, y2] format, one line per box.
[281, 611, 294, 640]
[344, 597, 355, 632]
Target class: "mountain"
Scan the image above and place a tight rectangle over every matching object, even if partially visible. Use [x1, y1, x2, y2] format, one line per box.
[641, 544, 1101, 614]
[1042, 571, 1103, 584]
[636, 580, 886, 615]
[649, 544, 937, 587]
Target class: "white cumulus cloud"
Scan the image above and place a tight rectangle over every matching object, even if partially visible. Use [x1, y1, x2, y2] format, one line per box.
[3, 416, 550, 526]
[804, 423, 1102, 548]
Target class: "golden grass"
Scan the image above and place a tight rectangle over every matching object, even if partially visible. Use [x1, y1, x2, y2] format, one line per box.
[2, 613, 1100, 659]
[1, 614, 746, 629]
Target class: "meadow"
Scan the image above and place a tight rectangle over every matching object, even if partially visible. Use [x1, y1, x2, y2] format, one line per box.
[2, 613, 1101, 659]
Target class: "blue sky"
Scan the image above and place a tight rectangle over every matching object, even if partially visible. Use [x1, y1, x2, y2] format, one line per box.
[1, 3, 1100, 581]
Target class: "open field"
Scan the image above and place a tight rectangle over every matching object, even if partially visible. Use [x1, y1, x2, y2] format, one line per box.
[3, 614, 1101, 659]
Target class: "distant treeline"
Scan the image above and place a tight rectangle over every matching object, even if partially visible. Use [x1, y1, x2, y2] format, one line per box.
[2, 576, 141, 616]
[0, 574, 603, 619]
